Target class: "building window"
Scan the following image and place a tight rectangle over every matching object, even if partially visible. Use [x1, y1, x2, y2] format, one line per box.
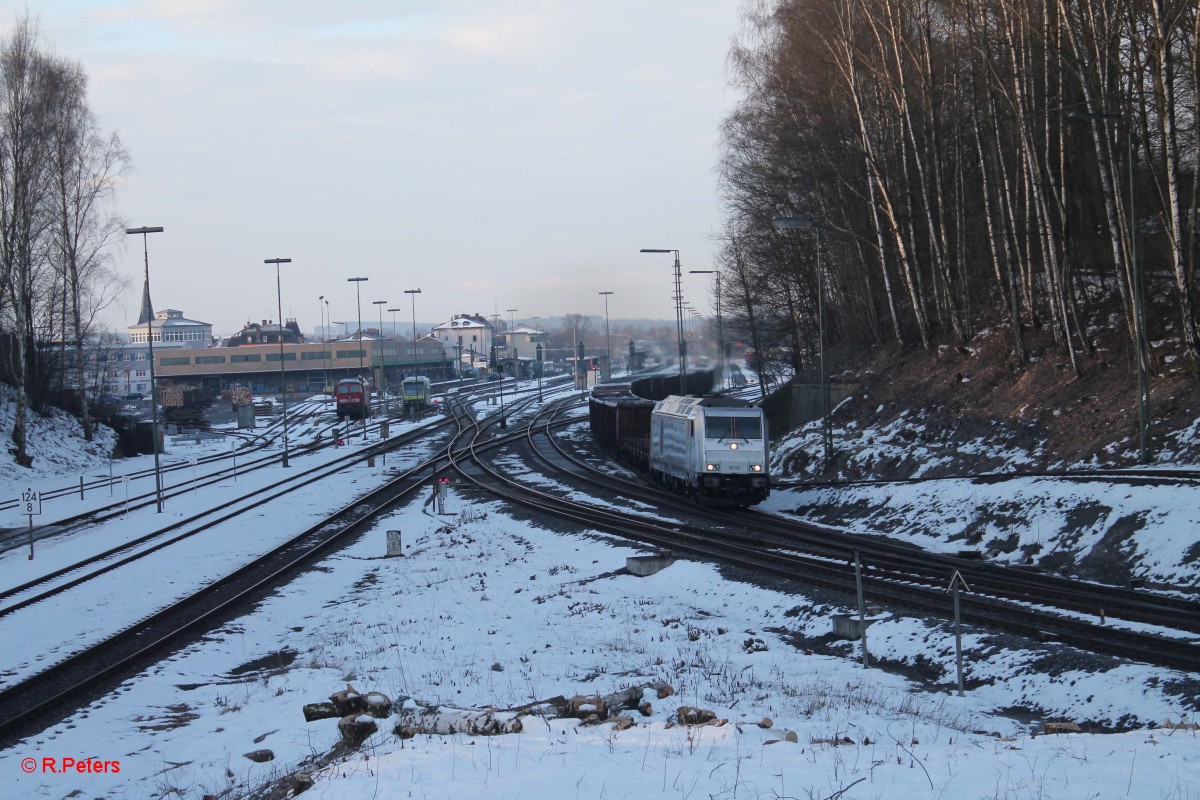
[266, 352, 297, 362]
[135, 370, 147, 377]
[231, 354, 262, 363]
[301, 351, 331, 361]
[161, 357, 190, 366]
[336, 349, 365, 359]
[195, 355, 226, 365]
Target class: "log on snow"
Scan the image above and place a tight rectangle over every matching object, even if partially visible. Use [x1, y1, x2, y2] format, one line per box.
[392, 705, 524, 738]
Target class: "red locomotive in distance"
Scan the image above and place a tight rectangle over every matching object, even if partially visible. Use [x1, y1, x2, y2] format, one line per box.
[335, 377, 371, 420]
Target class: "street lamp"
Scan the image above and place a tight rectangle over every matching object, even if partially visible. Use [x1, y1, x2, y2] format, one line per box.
[322, 298, 330, 391]
[405, 289, 422, 376]
[265, 258, 293, 467]
[1069, 110, 1150, 463]
[772, 216, 832, 466]
[599, 291, 613, 380]
[690, 270, 723, 393]
[640, 248, 687, 394]
[126, 225, 165, 512]
[373, 300, 388, 404]
[347, 277, 368, 438]
[347, 278, 368, 373]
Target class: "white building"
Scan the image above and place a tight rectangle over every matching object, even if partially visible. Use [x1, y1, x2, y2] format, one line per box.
[127, 286, 213, 347]
[505, 324, 546, 360]
[430, 314, 493, 368]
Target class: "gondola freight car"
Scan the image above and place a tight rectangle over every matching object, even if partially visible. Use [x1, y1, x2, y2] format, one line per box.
[589, 383, 655, 469]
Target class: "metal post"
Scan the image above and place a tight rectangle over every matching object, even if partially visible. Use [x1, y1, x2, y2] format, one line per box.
[406, 289, 422, 377]
[953, 582, 964, 695]
[319, 295, 329, 393]
[854, 549, 869, 669]
[373, 299, 388, 404]
[126, 226, 165, 513]
[266, 258, 292, 467]
[536, 342, 544, 402]
[347, 277, 368, 438]
[506, 308, 518, 384]
[641, 249, 686, 394]
[948, 570, 971, 696]
[599, 291, 613, 380]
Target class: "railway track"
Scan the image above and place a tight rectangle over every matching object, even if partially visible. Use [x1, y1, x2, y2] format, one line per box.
[0, 383, 558, 742]
[450, 399, 1200, 674]
[774, 465, 1200, 490]
[0, 385, 508, 555]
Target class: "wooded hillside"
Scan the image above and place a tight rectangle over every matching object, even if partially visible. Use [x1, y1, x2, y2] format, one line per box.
[717, 0, 1198, 427]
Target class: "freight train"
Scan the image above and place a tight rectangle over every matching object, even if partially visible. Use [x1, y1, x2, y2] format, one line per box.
[589, 374, 770, 506]
[335, 377, 371, 420]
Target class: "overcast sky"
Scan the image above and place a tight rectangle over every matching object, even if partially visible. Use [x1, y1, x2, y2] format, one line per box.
[28, 1, 743, 337]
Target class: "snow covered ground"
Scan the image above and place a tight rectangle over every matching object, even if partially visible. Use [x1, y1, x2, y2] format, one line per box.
[769, 415, 1200, 587]
[0, 386, 1197, 799]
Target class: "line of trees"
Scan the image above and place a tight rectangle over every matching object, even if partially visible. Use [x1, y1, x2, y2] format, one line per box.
[717, 0, 1198, 387]
[0, 16, 128, 465]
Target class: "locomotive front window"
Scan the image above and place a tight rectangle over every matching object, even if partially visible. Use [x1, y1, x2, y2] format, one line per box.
[706, 416, 763, 440]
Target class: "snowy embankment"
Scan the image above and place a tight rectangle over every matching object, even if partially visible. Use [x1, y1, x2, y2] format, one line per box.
[0, 388, 117, 493]
[768, 411, 1200, 587]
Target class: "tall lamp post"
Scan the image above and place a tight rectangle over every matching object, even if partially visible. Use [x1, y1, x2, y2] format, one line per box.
[126, 225, 165, 512]
[772, 216, 832, 466]
[405, 289, 422, 376]
[598, 291, 613, 380]
[347, 277, 368, 374]
[265, 258, 293, 467]
[640, 248, 686, 394]
[319, 295, 330, 393]
[1069, 110, 1149, 463]
[347, 277, 368, 437]
[690, 270, 723, 392]
[373, 299, 388, 404]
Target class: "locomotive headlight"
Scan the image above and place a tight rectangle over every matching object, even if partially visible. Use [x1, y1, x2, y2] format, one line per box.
[705, 463, 717, 472]
[729, 442, 739, 450]
[751, 464, 762, 472]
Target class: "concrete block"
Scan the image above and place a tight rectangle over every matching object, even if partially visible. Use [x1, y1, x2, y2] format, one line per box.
[627, 554, 675, 577]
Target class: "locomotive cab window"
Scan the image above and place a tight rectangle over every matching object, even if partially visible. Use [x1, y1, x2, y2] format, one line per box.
[705, 416, 763, 440]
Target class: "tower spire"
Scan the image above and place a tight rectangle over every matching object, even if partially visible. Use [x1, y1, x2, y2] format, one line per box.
[136, 277, 155, 326]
